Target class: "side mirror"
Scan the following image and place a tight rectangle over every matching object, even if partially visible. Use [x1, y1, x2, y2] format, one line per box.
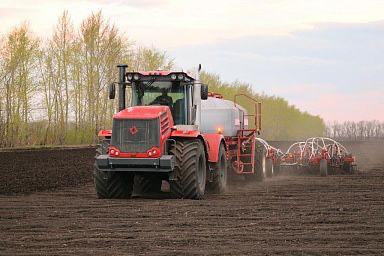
[201, 84, 208, 100]
[109, 83, 116, 99]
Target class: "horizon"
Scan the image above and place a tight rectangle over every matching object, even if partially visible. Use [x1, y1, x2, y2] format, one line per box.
[1, 0, 383, 122]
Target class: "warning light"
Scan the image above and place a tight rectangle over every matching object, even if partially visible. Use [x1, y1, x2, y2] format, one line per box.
[217, 127, 223, 134]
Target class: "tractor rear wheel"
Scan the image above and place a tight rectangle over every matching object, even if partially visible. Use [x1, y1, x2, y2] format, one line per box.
[169, 139, 207, 199]
[320, 159, 328, 177]
[93, 141, 134, 199]
[133, 174, 162, 194]
[210, 143, 227, 193]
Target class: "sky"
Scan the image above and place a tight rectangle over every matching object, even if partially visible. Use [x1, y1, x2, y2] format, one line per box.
[0, 0, 383, 122]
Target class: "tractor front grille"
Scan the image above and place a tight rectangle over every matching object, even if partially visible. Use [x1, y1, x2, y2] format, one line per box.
[111, 118, 160, 153]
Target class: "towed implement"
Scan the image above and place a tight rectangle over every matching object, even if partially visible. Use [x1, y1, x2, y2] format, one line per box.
[94, 65, 266, 199]
[255, 138, 284, 177]
[280, 137, 357, 176]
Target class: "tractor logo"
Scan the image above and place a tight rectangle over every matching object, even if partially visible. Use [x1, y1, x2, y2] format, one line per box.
[129, 126, 138, 135]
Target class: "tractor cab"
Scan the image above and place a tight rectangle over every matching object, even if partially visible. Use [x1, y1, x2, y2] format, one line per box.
[109, 66, 208, 127]
[127, 71, 195, 125]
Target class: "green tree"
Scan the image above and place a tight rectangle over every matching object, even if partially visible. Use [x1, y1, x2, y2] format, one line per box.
[0, 24, 39, 146]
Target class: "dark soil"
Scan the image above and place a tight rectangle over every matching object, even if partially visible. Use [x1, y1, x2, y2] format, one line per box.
[0, 146, 95, 194]
[0, 142, 383, 255]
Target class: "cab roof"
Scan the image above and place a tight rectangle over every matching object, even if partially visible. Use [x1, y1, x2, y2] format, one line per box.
[126, 71, 195, 82]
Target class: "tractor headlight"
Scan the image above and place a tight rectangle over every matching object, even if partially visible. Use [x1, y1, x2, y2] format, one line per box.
[133, 74, 139, 80]
[177, 74, 184, 80]
[127, 74, 133, 80]
[171, 74, 177, 80]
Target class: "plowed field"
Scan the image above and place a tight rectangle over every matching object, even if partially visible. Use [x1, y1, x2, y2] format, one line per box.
[1, 141, 383, 255]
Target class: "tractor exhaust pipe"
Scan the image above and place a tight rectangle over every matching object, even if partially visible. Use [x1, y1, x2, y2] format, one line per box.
[117, 64, 127, 111]
[193, 64, 202, 127]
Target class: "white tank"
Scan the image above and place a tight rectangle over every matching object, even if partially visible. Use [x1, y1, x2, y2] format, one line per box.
[200, 97, 248, 137]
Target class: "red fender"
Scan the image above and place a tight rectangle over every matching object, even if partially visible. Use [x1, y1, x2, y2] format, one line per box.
[170, 129, 200, 138]
[98, 129, 112, 138]
[202, 133, 225, 163]
[170, 130, 225, 163]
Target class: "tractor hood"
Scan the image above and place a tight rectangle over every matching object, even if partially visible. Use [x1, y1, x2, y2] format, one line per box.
[113, 106, 170, 120]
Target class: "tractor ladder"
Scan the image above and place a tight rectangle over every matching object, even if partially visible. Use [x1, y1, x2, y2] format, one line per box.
[232, 94, 261, 174]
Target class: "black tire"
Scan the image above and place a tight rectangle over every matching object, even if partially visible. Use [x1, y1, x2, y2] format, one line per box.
[320, 159, 328, 177]
[253, 143, 266, 181]
[133, 174, 162, 194]
[266, 158, 273, 178]
[342, 162, 352, 174]
[93, 140, 134, 199]
[169, 139, 207, 199]
[210, 144, 227, 193]
[273, 160, 281, 176]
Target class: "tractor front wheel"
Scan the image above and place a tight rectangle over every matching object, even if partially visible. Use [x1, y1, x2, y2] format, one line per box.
[94, 169, 134, 199]
[93, 142, 134, 199]
[133, 174, 162, 195]
[169, 139, 207, 199]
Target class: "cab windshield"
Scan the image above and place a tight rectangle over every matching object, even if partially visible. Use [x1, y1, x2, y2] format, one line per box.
[131, 81, 189, 125]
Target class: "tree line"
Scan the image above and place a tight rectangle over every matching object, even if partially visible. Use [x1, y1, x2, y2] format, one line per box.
[0, 11, 172, 147]
[1, 11, 329, 147]
[325, 120, 384, 140]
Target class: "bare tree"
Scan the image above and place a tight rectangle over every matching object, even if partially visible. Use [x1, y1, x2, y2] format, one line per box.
[326, 120, 384, 140]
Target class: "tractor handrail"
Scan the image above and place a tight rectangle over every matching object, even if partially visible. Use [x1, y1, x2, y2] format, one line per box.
[234, 93, 261, 132]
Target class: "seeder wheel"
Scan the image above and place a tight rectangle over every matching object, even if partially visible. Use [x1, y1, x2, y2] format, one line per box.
[320, 159, 328, 177]
[266, 158, 273, 178]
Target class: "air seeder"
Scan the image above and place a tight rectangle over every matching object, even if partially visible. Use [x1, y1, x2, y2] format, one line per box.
[94, 65, 267, 199]
[280, 137, 357, 176]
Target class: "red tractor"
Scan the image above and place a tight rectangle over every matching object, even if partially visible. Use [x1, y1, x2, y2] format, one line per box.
[94, 65, 264, 199]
